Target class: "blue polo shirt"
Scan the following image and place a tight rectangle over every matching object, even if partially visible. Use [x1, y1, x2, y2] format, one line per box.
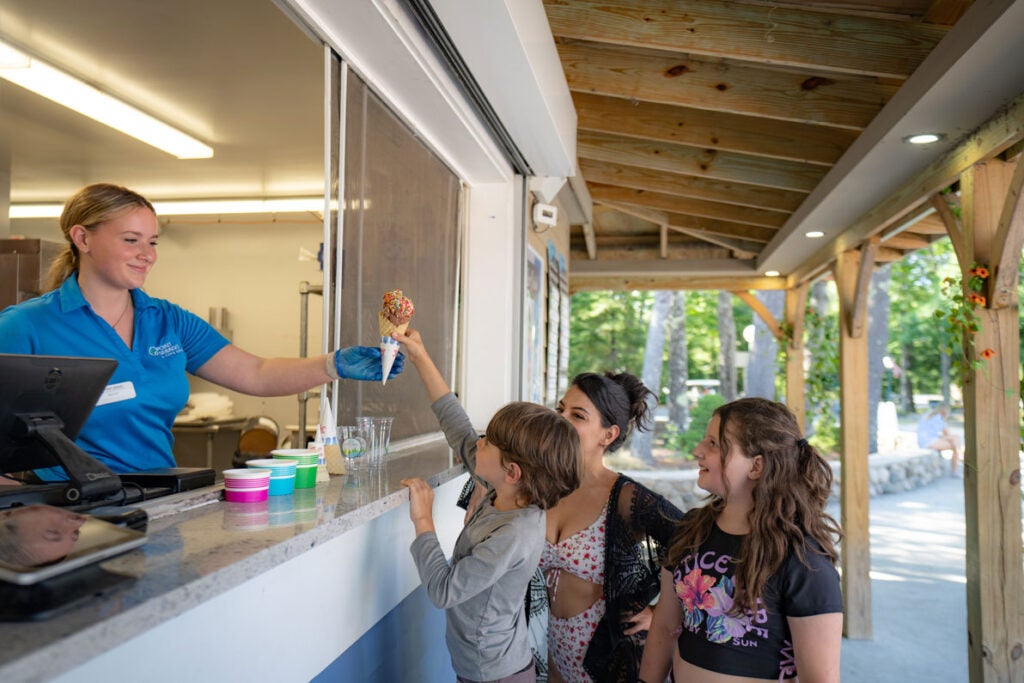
[0, 274, 230, 476]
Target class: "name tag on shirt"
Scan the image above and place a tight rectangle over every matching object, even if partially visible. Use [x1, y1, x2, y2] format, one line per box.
[96, 381, 137, 406]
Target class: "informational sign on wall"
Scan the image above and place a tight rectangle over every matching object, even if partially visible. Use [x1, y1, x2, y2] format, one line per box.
[545, 241, 560, 406]
[523, 244, 545, 405]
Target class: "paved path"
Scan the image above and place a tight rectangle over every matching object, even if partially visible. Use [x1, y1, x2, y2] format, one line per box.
[839, 474, 967, 682]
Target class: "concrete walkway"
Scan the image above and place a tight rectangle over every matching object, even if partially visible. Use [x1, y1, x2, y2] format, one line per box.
[839, 474, 967, 682]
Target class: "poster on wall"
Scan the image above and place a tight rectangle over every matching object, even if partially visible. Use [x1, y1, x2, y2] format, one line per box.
[545, 241, 560, 406]
[557, 251, 570, 399]
[523, 244, 545, 405]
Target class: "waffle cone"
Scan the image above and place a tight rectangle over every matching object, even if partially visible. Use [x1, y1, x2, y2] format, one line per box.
[378, 311, 409, 337]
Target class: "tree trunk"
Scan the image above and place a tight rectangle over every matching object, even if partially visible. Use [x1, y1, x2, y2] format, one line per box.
[899, 343, 915, 414]
[717, 291, 737, 401]
[746, 290, 784, 399]
[631, 290, 672, 464]
[666, 291, 689, 431]
[866, 265, 892, 454]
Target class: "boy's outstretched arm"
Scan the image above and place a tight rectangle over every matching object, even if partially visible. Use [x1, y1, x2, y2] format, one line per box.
[396, 329, 450, 401]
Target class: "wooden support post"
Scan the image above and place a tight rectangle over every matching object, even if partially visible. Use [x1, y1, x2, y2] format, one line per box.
[783, 283, 808, 433]
[958, 159, 1024, 683]
[833, 247, 873, 639]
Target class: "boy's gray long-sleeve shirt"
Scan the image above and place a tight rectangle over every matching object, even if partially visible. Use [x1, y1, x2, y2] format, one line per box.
[410, 393, 543, 681]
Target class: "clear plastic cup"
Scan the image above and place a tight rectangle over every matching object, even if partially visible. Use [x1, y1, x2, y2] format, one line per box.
[356, 416, 393, 469]
[340, 425, 366, 471]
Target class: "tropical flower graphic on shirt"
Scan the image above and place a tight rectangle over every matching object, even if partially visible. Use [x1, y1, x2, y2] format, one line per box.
[676, 567, 716, 630]
[676, 568, 752, 643]
[703, 575, 751, 643]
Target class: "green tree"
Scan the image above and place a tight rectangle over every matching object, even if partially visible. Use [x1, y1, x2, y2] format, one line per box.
[568, 291, 652, 379]
[888, 239, 959, 403]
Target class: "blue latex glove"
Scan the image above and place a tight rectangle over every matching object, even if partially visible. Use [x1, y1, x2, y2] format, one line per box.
[333, 346, 405, 381]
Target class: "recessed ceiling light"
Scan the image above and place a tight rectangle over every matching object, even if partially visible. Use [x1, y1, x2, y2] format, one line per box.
[903, 133, 943, 145]
[806, 230, 825, 238]
[764, 270, 780, 277]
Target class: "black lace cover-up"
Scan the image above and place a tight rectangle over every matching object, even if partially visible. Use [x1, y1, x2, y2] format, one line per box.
[529, 475, 684, 682]
[461, 474, 684, 682]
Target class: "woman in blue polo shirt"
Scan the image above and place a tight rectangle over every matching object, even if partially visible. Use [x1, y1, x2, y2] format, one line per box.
[0, 183, 402, 477]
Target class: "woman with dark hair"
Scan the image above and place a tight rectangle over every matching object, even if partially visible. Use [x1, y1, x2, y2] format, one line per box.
[639, 397, 843, 683]
[536, 371, 683, 682]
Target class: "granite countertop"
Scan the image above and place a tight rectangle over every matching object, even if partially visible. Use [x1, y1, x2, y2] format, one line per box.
[0, 434, 461, 682]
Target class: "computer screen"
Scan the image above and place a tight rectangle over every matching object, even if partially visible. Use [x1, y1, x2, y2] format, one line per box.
[0, 354, 117, 475]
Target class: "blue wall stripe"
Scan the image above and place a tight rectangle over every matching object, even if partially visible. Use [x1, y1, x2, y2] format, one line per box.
[313, 585, 454, 682]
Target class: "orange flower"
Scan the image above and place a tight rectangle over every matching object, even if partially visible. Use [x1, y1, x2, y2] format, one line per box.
[970, 266, 990, 278]
[980, 348, 996, 360]
[968, 293, 987, 306]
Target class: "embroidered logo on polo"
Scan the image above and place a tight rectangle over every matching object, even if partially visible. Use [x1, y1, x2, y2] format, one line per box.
[148, 342, 183, 358]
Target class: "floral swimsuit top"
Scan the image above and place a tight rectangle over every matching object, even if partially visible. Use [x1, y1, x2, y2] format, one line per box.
[540, 508, 607, 599]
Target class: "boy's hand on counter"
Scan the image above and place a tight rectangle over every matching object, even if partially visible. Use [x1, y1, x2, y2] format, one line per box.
[401, 477, 436, 536]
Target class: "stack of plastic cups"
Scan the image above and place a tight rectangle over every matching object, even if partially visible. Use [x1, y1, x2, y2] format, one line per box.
[246, 458, 297, 496]
[223, 468, 270, 502]
[270, 448, 319, 488]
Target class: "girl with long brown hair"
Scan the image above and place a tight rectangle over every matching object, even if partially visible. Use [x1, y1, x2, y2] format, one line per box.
[639, 397, 843, 683]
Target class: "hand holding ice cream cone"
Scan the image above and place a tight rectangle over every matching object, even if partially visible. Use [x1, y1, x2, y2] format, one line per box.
[379, 290, 414, 385]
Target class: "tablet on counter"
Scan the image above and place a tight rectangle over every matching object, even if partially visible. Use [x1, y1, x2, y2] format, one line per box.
[0, 505, 146, 586]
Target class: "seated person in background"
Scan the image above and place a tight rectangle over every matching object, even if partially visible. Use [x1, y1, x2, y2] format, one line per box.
[398, 328, 583, 683]
[0, 183, 402, 479]
[917, 404, 963, 477]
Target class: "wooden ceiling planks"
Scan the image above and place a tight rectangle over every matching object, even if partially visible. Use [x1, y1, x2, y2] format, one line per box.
[545, 0, 982, 290]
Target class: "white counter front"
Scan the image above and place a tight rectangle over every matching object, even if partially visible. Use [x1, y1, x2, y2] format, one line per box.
[0, 435, 468, 682]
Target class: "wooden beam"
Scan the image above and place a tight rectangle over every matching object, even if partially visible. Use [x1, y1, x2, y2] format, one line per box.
[732, 291, 784, 340]
[930, 192, 969, 266]
[659, 223, 668, 258]
[582, 221, 597, 260]
[789, 92, 1024, 283]
[579, 158, 807, 213]
[570, 273, 787, 293]
[666, 226, 760, 259]
[833, 248, 872, 639]
[879, 232, 930, 250]
[832, 241, 877, 338]
[596, 199, 778, 242]
[543, 0, 946, 78]
[957, 159, 1024, 682]
[579, 130, 826, 192]
[562, 44, 895, 131]
[990, 157, 1024, 308]
[784, 283, 809, 433]
[572, 257, 760, 277]
[590, 183, 789, 228]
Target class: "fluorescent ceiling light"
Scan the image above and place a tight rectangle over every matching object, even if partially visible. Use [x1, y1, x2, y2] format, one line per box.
[0, 38, 212, 159]
[10, 197, 324, 219]
[764, 270, 780, 277]
[805, 230, 825, 238]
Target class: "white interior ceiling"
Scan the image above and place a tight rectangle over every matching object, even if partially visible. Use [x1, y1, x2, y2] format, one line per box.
[0, 0, 323, 204]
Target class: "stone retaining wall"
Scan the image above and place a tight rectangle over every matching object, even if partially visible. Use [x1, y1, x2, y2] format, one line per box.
[624, 449, 947, 512]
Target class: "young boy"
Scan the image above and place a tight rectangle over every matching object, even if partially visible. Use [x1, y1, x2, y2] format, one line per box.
[398, 329, 582, 683]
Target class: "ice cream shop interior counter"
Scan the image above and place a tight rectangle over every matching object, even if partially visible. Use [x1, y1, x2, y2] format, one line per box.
[0, 435, 469, 683]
